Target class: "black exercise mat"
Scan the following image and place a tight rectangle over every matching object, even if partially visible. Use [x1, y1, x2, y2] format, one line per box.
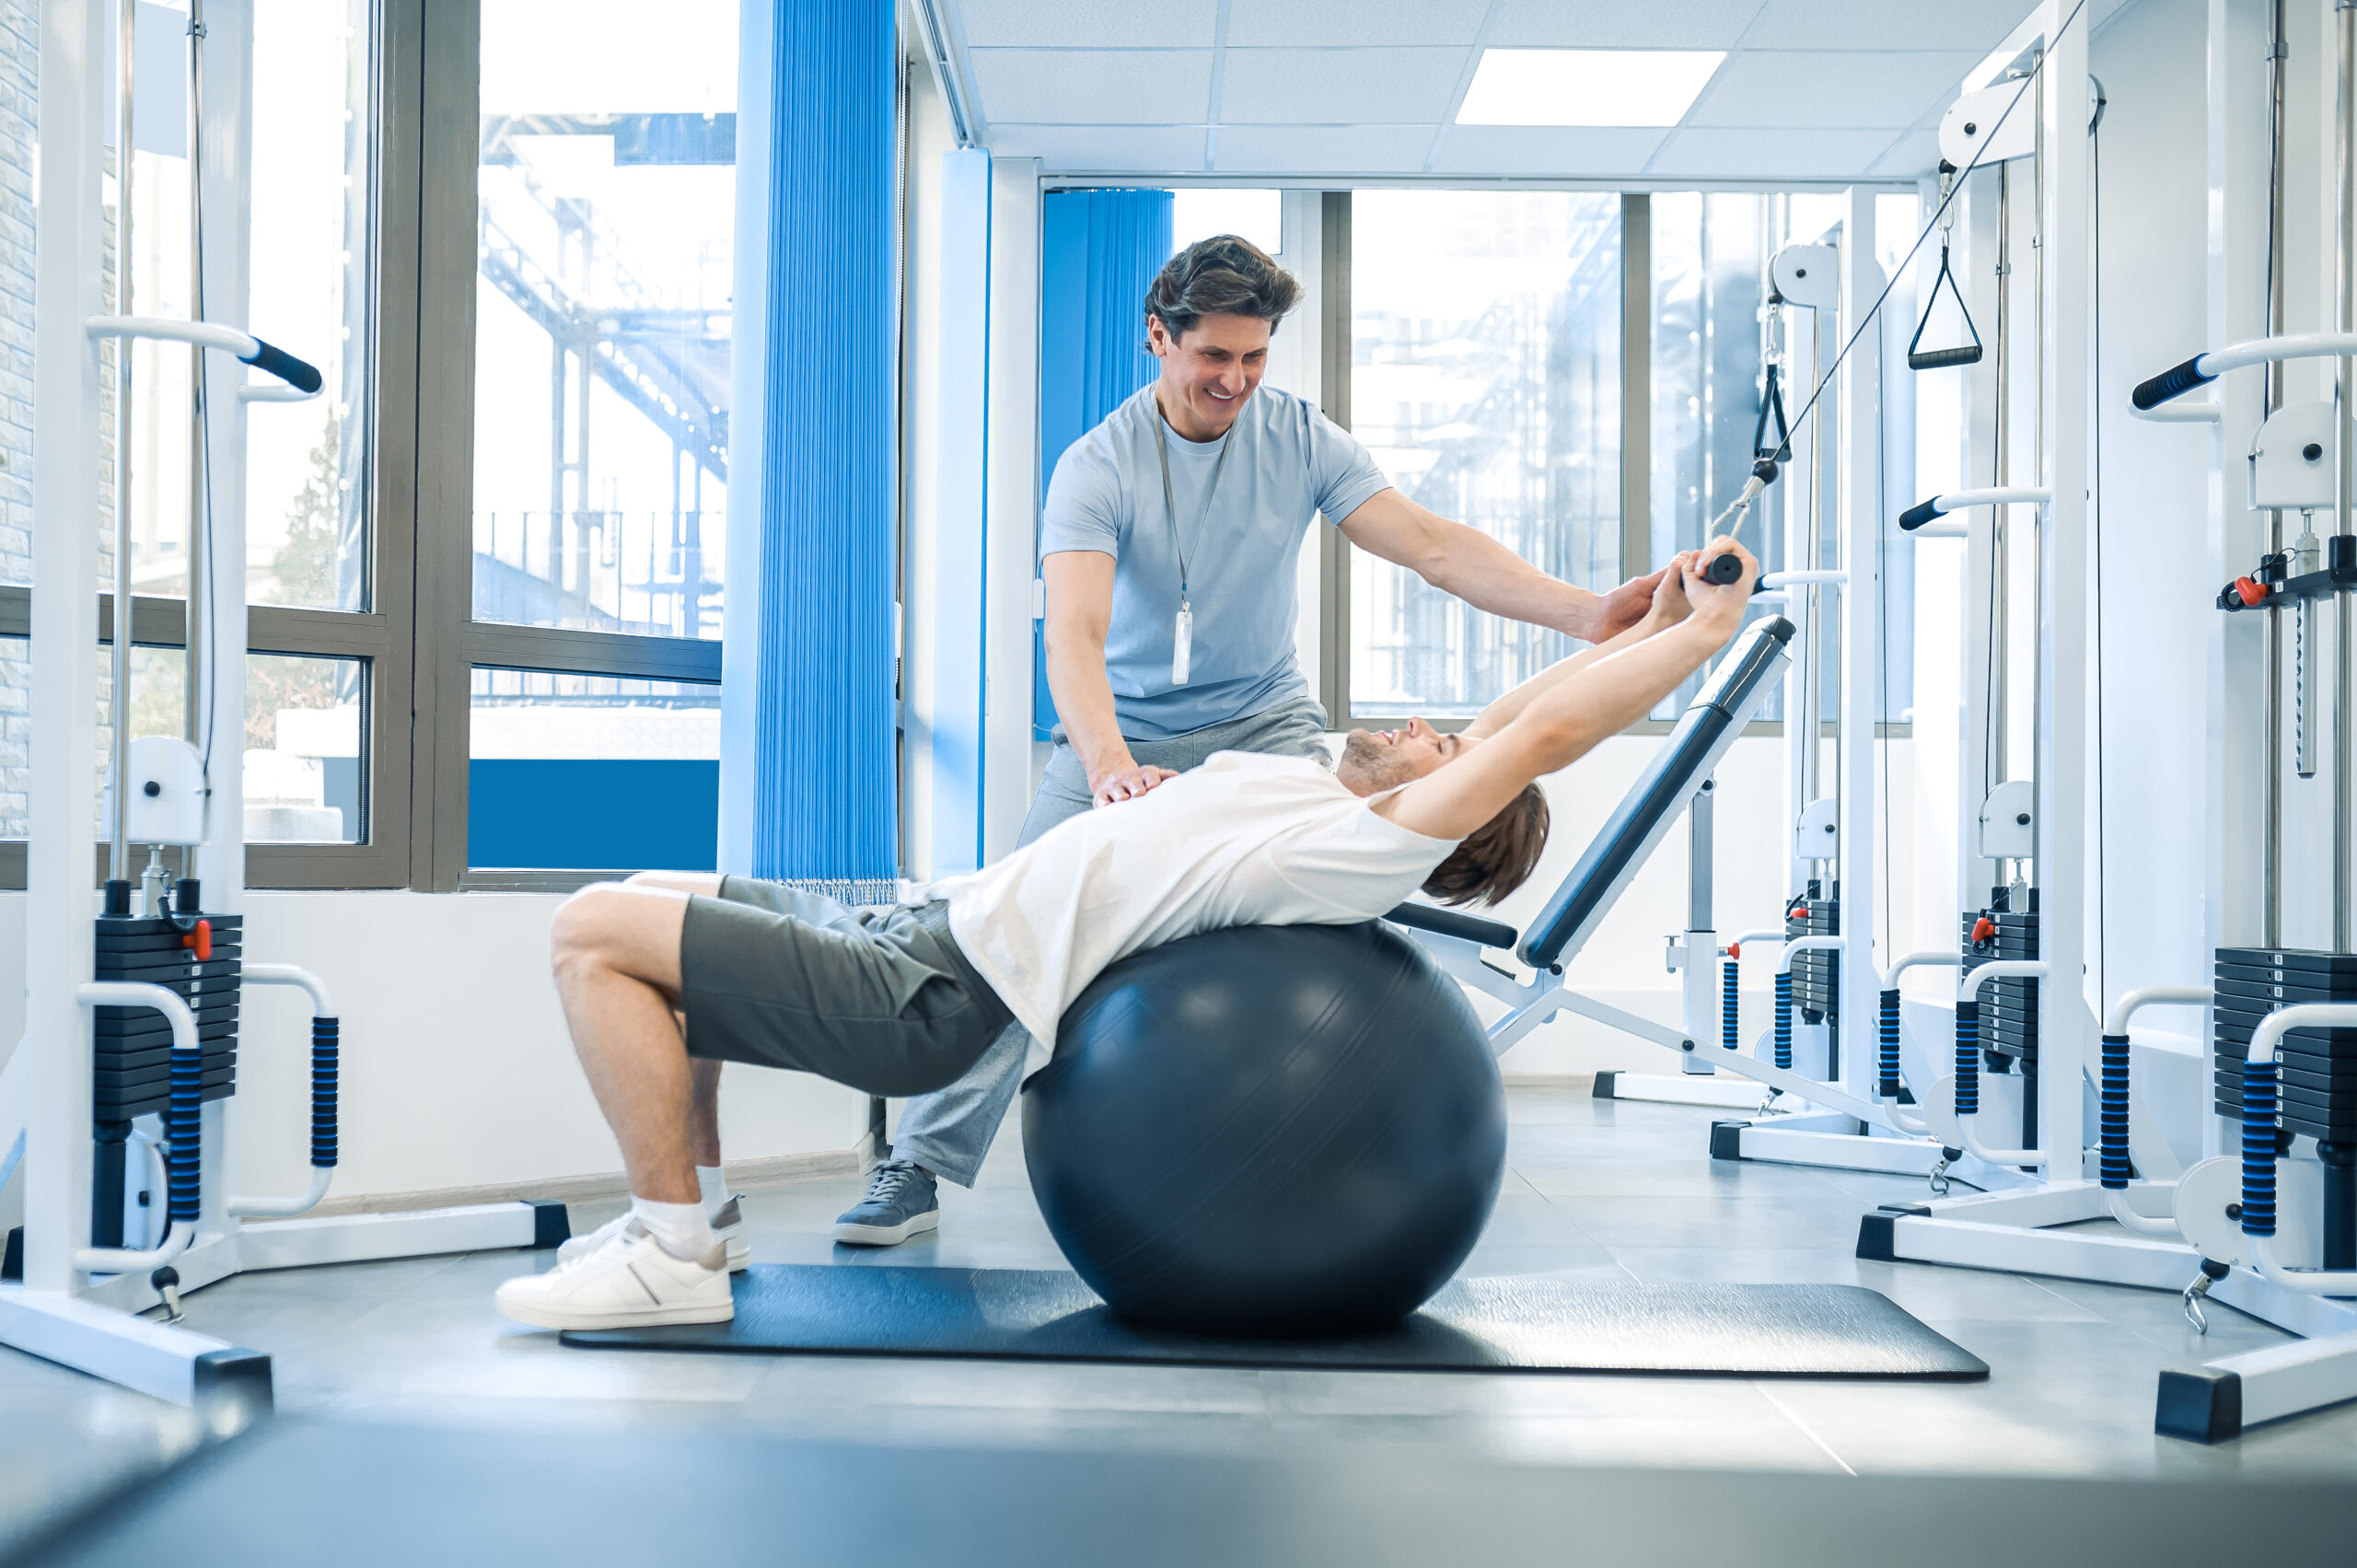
[563, 1263, 1988, 1378]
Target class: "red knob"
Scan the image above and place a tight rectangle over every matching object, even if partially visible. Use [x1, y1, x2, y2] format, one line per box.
[180, 918, 212, 963]
[1728, 943, 1741, 959]
[2234, 576, 2268, 609]
[1970, 915, 1997, 949]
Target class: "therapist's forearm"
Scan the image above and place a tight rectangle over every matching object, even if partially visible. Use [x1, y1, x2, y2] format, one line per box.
[1044, 636, 1135, 783]
[1425, 521, 1600, 638]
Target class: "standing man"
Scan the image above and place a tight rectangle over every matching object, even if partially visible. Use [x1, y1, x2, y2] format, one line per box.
[833, 234, 1666, 1245]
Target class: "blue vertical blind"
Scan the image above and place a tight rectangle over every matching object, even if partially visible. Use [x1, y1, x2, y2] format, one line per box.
[1034, 189, 1175, 738]
[752, 0, 899, 900]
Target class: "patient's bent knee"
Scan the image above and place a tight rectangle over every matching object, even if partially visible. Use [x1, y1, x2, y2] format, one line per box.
[549, 884, 630, 967]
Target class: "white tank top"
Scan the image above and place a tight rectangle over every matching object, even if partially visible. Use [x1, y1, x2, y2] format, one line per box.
[925, 751, 1457, 1047]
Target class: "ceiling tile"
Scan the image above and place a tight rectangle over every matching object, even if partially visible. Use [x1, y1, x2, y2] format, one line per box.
[1430, 124, 1672, 177]
[1686, 50, 1980, 129]
[949, 0, 1218, 49]
[1646, 126, 1904, 178]
[1217, 47, 1469, 124]
[1225, 0, 1492, 49]
[1869, 128, 1945, 178]
[1744, 0, 2030, 53]
[990, 123, 1210, 172]
[1484, 0, 1770, 50]
[968, 49, 1213, 124]
[1212, 124, 1438, 174]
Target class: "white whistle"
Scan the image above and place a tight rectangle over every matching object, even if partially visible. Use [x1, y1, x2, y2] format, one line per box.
[1172, 607, 1193, 686]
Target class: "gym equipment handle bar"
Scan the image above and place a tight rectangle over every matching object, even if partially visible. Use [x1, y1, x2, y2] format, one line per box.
[2239, 1004, 2357, 1295]
[1898, 487, 2052, 533]
[2133, 331, 2357, 410]
[71, 981, 201, 1275]
[227, 964, 340, 1219]
[2096, 986, 2212, 1239]
[84, 315, 323, 397]
[1953, 961, 2050, 1168]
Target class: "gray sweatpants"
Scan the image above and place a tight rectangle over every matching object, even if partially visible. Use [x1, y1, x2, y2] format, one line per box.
[889, 696, 1333, 1186]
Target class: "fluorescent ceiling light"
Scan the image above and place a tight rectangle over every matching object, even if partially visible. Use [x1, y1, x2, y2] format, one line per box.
[1456, 48, 1724, 128]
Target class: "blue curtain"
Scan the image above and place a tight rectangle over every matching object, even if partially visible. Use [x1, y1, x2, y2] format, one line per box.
[750, 0, 898, 900]
[1035, 189, 1174, 738]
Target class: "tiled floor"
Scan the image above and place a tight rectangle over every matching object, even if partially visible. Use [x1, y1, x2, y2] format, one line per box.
[6, 1082, 2357, 1551]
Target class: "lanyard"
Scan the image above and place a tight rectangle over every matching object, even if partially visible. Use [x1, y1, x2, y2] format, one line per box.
[1151, 411, 1232, 685]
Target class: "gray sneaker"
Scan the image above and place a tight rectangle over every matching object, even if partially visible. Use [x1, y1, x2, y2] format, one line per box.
[832, 1159, 940, 1246]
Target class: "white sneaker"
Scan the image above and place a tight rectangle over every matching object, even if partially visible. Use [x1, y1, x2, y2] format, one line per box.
[558, 1195, 750, 1272]
[495, 1217, 734, 1330]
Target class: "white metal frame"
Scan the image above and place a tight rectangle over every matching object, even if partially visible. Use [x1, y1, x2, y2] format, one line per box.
[0, 0, 555, 1413]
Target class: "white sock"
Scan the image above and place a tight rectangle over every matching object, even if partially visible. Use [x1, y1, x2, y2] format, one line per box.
[631, 1195, 716, 1262]
[695, 1164, 728, 1214]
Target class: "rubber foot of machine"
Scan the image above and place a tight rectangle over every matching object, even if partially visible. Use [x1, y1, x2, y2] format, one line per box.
[528, 1199, 572, 1250]
[2154, 1366, 2241, 1444]
[192, 1348, 274, 1424]
[1856, 1213, 1898, 1262]
[1, 1225, 18, 1282]
[1709, 1121, 1749, 1161]
[1854, 1204, 1930, 1262]
[1592, 1071, 1621, 1099]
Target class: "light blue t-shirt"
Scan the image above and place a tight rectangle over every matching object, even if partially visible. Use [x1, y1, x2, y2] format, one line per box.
[1039, 383, 1390, 739]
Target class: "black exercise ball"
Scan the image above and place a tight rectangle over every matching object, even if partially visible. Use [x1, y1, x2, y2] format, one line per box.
[1021, 921, 1505, 1338]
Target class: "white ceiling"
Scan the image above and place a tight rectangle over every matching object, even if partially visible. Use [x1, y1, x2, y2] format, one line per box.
[929, 0, 2122, 182]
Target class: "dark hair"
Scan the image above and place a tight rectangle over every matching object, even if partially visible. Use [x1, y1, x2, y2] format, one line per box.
[1144, 234, 1302, 341]
[1421, 783, 1550, 908]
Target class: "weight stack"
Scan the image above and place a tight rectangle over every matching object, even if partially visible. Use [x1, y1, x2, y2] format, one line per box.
[1786, 880, 1840, 1028]
[92, 912, 243, 1121]
[2212, 947, 2357, 1142]
[1961, 886, 2038, 1065]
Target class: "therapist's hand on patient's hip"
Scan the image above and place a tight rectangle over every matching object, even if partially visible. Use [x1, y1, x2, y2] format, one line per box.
[1091, 760, 1178, 807]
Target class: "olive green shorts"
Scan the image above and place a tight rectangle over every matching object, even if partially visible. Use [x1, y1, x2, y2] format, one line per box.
[679, 878, 1014, 1098]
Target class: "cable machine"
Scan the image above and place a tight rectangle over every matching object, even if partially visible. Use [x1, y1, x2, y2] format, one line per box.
[1867, 0, 2357, 1446]
[0, 0, 564, 1413]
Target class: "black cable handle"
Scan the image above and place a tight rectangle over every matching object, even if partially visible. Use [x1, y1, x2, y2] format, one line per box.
[1907, 240, 1984, 371]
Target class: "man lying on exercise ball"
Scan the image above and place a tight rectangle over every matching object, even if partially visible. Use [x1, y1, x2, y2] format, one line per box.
[493, 538, 1759, 1330]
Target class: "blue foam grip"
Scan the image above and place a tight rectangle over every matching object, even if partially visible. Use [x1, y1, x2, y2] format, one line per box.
[167, 1031, 202, 1223]
[1898, 498, 1944, 532]
[240, 336, 323, 394]
[310, 1016, 340, 1168]
[1877, 988, 1902, 1098]
[1722, 960, 1739, 1053]
[1954, 1001, 1980, 1117]
[2241, 1056, 2278, 1237]
[2098, 1031, 2131, 1190]
[2131, 354, 2212, 411]
[1773, 971, 1793, 1071]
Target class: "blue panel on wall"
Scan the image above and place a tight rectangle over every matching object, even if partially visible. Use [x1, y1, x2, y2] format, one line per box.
[1034, 188, 1173, 739]
[469, 760, 720, 871]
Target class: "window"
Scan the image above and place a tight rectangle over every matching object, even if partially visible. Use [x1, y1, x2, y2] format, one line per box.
[1318, 188, 1914, 733]
[1651, 191, 1920, 723]
[0, 0, 395, 887]
[1342, 190, 1624, 721]
[404, 0, 733, 889]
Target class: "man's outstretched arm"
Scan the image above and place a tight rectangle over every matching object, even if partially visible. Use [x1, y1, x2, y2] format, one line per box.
[1376, 541, 1758, 844]
[1337, 488, 1669, 644]
[1461, 551, 1699, 741]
